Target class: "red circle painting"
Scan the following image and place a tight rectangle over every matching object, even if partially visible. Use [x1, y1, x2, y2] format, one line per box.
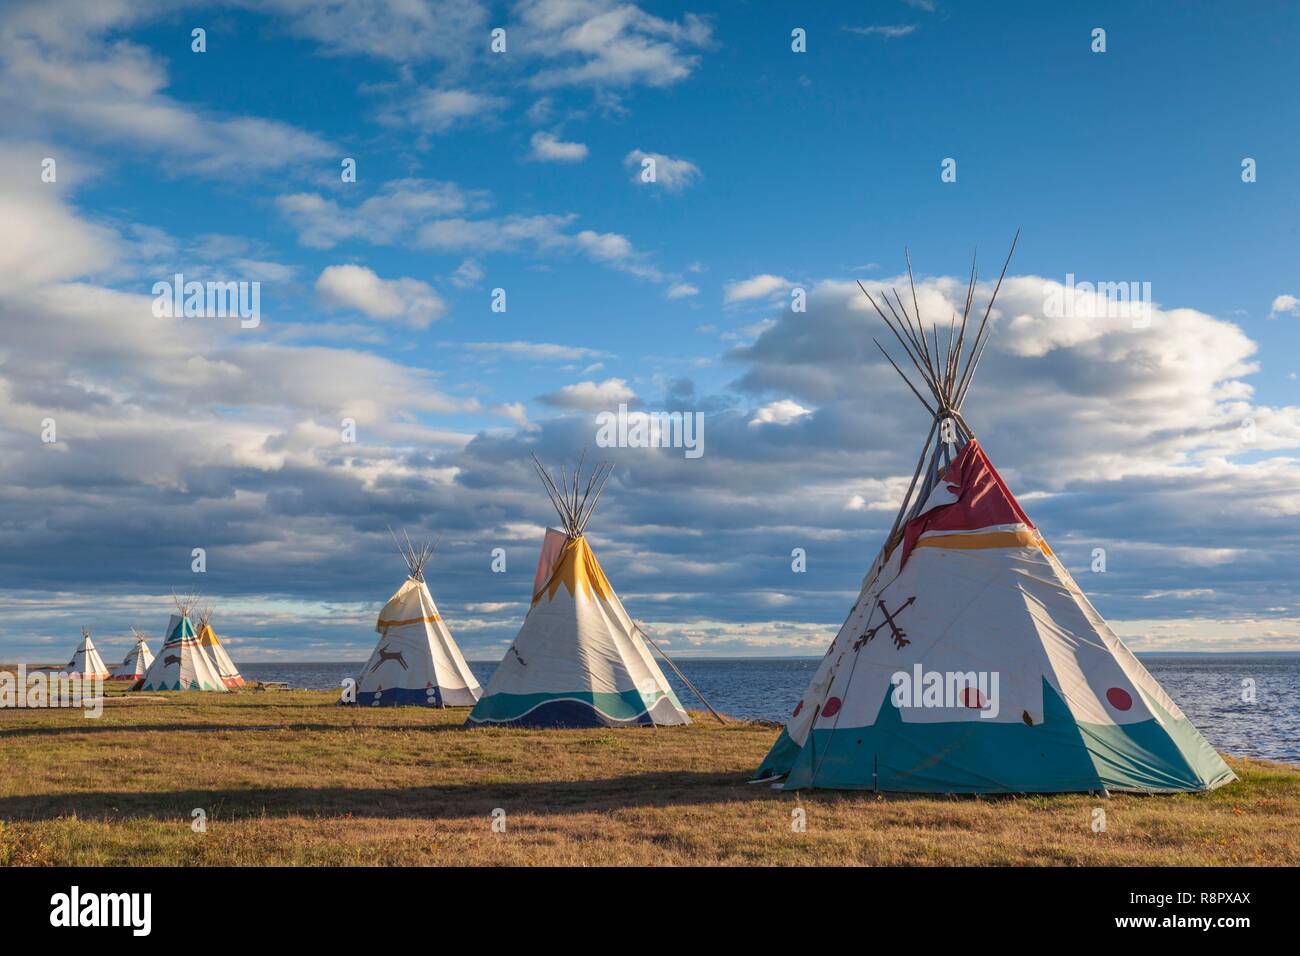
[821, 696, 842, 717]
[962, 687, 985, 708]
[1106, 687, 1133, 711]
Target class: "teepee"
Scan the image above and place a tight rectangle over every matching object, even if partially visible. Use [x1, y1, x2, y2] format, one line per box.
[348, 530, 482, 707]
[468, 455, 689, 728]
[109, 627, 154, 681]
[134, 595, 228, 692]
[66, 628, 110, 679]
[195, 603, 245, 688]
[756, 237, 1235, 794]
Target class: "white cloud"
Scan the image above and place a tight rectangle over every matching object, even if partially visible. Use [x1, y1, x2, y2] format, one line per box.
[575, 229, 633, 261]
[0, 144, 119, 294]
[843, 25, 918, 38]
[417, 213, 577, 252]
[1269, 294, 1300, 319]
[451, 258, 484, 288]
[276, 179, 489, 249]
[666, 282, 699, 299]
[315, 265, 447, 328]
[0, 8, 333, 177]
[516, 0, 712, 88]
[538, 377, 636, 410]
[749, 399, 813, 427]
[464, 341, 610, 361]
[723, 273, 792, 304]
[624, 149, 702, 192]
[526, 97, 554, 124]
[392, 87, 506, 133]
[529, 131, 589, 162]
[254, 0, 490, 63]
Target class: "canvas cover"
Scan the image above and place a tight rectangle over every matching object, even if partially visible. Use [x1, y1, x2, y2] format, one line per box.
[468, 535, 689, 728]
[756, 440, 1234, 794]
[533, 527, 568, 593]
[66, 634, 110, 679]
[135, 614, 228, 692]
[109, 637, 154, 680]
[351, 576, 482, 707]
[196, 620, 245, 688]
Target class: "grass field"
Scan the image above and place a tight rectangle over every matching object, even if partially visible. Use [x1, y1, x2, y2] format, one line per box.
[1, 689, 1297, 866]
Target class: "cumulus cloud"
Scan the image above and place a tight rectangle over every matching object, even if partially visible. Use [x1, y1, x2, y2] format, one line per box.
[666, 282, 699, 299]
[537, 377, 637, 410]
[624, 149, 702, 192]
[749, 399, 813, 427]
[315, 265, 447, 328]
[279, 176, 670, 285]
[515, 0, 712, 88]
[450, 258, 484, 288]
[254, 0, 490, 63]
[0, 4, 333, 176]
[384, 86, 507, 133]
[723, 273, 792, 304]
[1269, 294, 1300, 319]
[276, 179, 489, 249]
[529, 131, 589, 161]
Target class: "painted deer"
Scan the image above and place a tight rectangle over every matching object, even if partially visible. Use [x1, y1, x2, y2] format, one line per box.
[371, 646, 408, 672]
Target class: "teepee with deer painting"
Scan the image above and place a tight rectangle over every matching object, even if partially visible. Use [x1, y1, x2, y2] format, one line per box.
[346, 530, 482, 707]
[109, 627, 154, 681]
[194, 603, 245, 688]
[66, 628, 110, 679]
[755, 236, 1234, 794]
[467, 455, 690, 729]
[134, 595, 228, 692]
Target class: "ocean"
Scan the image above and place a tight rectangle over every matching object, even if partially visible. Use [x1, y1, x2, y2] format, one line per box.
[240, 655, 1300, 764]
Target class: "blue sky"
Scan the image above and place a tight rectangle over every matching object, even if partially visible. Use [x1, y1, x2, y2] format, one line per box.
[1, 0, 1298, 665]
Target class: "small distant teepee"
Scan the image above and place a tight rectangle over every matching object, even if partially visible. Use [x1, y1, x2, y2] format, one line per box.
[194, 602, 245, 688]
[134, 594, 228, 692]
[66, 628, 110, 679]
[468, 454, 690, 728]
[346, 529, 482, 707]
[109, 627, 154, 681]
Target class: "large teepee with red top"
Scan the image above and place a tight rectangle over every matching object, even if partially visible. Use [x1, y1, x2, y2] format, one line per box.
[756, 236, 1235, 794]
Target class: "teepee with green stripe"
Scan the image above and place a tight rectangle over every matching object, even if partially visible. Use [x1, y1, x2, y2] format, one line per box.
[468, 455, 689, 729]
[756, 237, 1234, 794]
[133, 595, 228, 692]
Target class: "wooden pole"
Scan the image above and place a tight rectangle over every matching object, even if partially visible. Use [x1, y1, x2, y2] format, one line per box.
[634, 625, 726, 725]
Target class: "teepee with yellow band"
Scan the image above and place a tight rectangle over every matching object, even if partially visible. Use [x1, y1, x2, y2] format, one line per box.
[194, 603, 245, 688]
[347, 529, 482, 707]
[468, 455, 690, 728]
[755, 237, 1234, 794]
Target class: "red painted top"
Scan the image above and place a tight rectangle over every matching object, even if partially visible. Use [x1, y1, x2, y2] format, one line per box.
[900, 440, 1036, 568]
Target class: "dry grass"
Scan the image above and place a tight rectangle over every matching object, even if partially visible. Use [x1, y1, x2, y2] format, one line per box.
[1, 690, 1296, 866]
